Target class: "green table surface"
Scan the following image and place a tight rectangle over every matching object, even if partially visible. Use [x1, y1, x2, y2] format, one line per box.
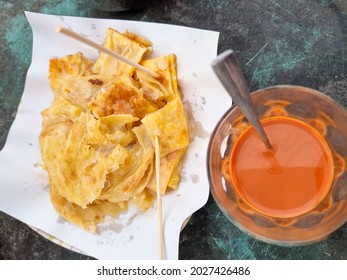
[0, 0, 346, 259]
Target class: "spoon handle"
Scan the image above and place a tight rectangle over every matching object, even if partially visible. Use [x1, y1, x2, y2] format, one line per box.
[212, 50, 272, 149]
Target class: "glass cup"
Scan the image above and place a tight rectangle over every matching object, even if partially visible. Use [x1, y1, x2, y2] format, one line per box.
[207, 85, 347, 245]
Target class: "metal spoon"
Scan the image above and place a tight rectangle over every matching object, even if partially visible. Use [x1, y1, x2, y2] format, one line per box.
[211, 49, 272, 150]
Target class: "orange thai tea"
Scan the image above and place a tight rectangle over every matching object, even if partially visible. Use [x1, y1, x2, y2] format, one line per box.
[230, 116, 334, 218]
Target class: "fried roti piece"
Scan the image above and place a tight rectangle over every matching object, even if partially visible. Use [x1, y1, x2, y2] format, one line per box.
[56, 75, 117, 111]
[99, 125, 154, 203]
[89, 75, 157, 119]
[92, 28, 151, 76]
[141, 97, 190, 157]
[131, 188, 155, 211]
[146, 149, 185, 194]
[139, 54, 179, 103]
[50, 182, 127, 231]
[135, 69, 170, 107]
[49, 52, 93, 95]
[40, 101, 142, 207]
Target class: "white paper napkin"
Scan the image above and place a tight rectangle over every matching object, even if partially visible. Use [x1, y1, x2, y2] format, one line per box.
[0, 11, 229, 260]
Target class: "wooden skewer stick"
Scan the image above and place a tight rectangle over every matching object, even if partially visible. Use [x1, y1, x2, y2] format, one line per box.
[154, 136, 164, 260]
[56, 26, 160, 78]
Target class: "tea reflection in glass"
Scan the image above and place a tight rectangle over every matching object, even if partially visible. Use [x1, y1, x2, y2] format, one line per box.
[229, 116, 334, 218]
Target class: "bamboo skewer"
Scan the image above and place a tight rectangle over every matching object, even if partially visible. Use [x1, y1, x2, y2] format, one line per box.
[56, 26, 160, 78]
[155, 136, 164, 260]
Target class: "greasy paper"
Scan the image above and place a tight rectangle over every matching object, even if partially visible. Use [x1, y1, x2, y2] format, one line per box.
[0, 12, 229, 259]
